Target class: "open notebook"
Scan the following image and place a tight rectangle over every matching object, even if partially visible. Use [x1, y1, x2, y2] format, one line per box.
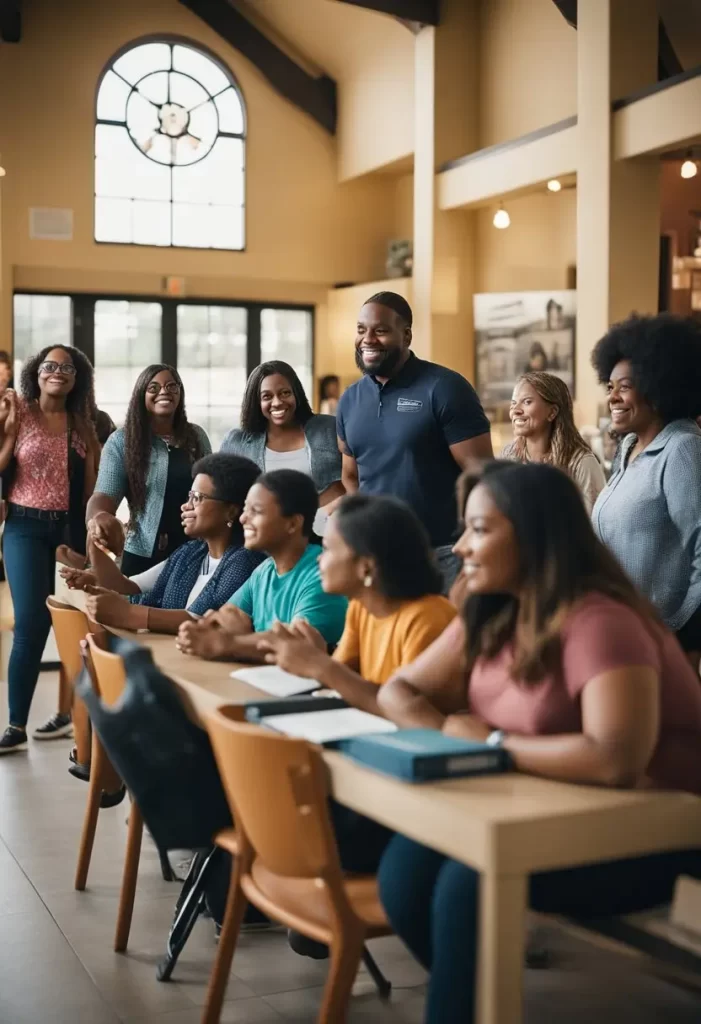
[263, 708, 398, 745]
[231, 666, 320, 698]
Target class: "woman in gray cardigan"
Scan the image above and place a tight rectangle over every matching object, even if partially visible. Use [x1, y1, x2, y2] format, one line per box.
[591, 314, 701, 667]
[221, 361, 343, 531]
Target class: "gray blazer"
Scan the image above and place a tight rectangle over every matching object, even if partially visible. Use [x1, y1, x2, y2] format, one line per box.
[220, 414, 342, 494]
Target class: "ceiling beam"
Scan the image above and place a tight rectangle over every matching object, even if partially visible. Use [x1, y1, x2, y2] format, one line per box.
[179, 0, 337, 134]
[0, 0, 21, 42]
[335, 0, 439, 26]
[551, 1, 683, 83]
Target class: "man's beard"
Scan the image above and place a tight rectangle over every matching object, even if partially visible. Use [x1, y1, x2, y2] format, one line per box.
[354, 346, 404, 378]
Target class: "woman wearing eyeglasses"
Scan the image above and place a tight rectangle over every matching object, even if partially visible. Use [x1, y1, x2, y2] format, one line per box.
[0, 346, 101, 754]
[63, 453, 265, 634]
[86, 364, 210, 577]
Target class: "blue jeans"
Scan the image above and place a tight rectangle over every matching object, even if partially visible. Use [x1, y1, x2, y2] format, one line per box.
[4, 512, 66, 727]
[378, 836, 701, 1024]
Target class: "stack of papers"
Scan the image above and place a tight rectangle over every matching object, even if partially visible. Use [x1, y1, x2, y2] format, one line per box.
[264, 708, 398, 745]
[231, 665, 319, 697]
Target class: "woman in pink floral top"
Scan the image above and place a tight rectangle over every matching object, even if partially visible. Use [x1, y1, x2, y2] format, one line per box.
[0, 345, 100, 753]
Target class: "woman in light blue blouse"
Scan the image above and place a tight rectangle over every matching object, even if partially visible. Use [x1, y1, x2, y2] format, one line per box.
[591, 314, 701, 663]
[86, 364, 210, 575]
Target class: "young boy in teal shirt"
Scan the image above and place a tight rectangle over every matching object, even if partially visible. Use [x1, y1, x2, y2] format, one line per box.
[177, 469, 347, 661]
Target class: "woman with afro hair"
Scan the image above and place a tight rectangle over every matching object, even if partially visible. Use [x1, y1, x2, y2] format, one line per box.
[591, 313, 701, 666]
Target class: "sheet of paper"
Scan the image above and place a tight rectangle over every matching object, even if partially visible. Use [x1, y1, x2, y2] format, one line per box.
[230, 665, 319, 697]
[264, 708, 398, 744]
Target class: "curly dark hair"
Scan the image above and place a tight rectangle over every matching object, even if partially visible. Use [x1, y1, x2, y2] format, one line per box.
[257, 469, 319, 538]
[192, 452, 260, 506]
[335, 493, 442, 599]
[591, 314, 701, 423]
[124, 364, 206, 515]
[239, 361, 313, 435]
[20, 345, 98, 445]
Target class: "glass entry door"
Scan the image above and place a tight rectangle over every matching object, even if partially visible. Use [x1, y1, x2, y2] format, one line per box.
[177, 304, 248, 449]
[94, 300, 163, 425]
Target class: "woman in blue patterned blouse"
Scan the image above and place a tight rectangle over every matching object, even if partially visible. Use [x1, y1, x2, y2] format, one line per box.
[62, 453, 265, 633]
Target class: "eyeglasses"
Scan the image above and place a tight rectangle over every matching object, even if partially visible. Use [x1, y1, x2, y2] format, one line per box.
[39, 361, 77, 377]
[146, 381, 181, 395]
[187, 490, 226, 507]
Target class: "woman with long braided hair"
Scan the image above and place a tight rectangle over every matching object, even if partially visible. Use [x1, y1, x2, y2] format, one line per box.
[501, 370, 605, 512]
[86, 364, 210, 575]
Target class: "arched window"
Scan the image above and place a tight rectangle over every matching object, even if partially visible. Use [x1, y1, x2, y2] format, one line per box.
[95, 40, 246, 250]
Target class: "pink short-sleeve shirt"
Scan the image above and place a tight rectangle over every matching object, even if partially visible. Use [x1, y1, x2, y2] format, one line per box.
[8, 400, 87, 511]
[467, 593, 701, 795]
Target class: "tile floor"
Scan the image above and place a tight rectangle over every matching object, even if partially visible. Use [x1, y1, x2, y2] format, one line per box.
[0, 674, 699, 1023]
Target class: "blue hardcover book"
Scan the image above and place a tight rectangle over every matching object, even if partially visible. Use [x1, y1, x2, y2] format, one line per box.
[337, 728, 511, 783]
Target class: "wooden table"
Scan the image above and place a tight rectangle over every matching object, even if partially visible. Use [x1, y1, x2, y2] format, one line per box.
[60, 595, 701, 1024]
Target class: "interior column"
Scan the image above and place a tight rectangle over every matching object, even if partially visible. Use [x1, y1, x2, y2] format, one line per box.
[576, 0, 660, 425]
[412, 0, 479, 380]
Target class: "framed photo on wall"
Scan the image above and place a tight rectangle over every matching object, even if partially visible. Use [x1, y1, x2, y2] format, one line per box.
[473, 290, 577, 430]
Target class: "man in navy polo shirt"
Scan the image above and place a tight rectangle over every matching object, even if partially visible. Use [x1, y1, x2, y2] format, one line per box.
[335, 291, 493, 591]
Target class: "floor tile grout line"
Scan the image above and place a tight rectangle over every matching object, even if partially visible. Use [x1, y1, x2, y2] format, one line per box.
[0, 807, 126, 1020]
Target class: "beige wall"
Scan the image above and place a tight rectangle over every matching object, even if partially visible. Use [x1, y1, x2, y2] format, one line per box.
[478, 0, 577, 148]
[0, 0, 401, 364]
[320, 277, 412, 386]
[393, 173, 414, 243]
[475, 188, 576, 293]
[245, 0, 415, 182]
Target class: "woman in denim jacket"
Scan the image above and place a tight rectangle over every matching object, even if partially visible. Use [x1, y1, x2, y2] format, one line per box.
[221, 360, 343, 533]
[87, 364, 210, 575]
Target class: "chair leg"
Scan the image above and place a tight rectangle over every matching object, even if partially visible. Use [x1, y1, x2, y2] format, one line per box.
[57, 665, 72, 718]
[361, 946, 392, 1000]
[72, 695, 92, 766]
[158, 847, 175, 882]
[201, 858, 247, 1024]
[74, 736, 108, 891]
[318, 930, 365, 1024]
[114, 799, 144, 953]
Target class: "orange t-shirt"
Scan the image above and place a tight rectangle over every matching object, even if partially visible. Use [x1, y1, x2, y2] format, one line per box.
[333, 594, 456, 685]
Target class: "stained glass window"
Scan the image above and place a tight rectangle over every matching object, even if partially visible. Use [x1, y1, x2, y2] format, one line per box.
[95, 40, 246, 249]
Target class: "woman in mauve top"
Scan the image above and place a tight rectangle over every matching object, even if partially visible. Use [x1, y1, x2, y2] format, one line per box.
[376, 461, 701, 1024]
[0, 346, 100, 754]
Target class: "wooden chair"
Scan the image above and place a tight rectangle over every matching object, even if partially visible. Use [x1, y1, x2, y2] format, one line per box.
[46, 598, 99, 767]
[83, 634, 145, 953]
[202, 705, 392, 1024]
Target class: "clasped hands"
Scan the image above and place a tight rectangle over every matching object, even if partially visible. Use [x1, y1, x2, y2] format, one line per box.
[176, 610, 328, 677]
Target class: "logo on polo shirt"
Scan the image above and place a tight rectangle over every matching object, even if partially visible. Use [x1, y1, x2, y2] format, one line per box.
[397, 397, 423, 412]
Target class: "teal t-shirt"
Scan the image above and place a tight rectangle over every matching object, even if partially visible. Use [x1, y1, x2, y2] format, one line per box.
[228, 544, 348, 645]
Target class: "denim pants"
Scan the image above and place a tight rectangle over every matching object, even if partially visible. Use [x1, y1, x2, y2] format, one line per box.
[4, 512, 66, 727]
[378, 836, 701, 1024]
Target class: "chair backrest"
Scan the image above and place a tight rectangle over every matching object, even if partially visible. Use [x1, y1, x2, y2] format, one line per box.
[206, 705, 343, 882]
[87, 634, 127, 707]
[46, 598, 90, 685]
